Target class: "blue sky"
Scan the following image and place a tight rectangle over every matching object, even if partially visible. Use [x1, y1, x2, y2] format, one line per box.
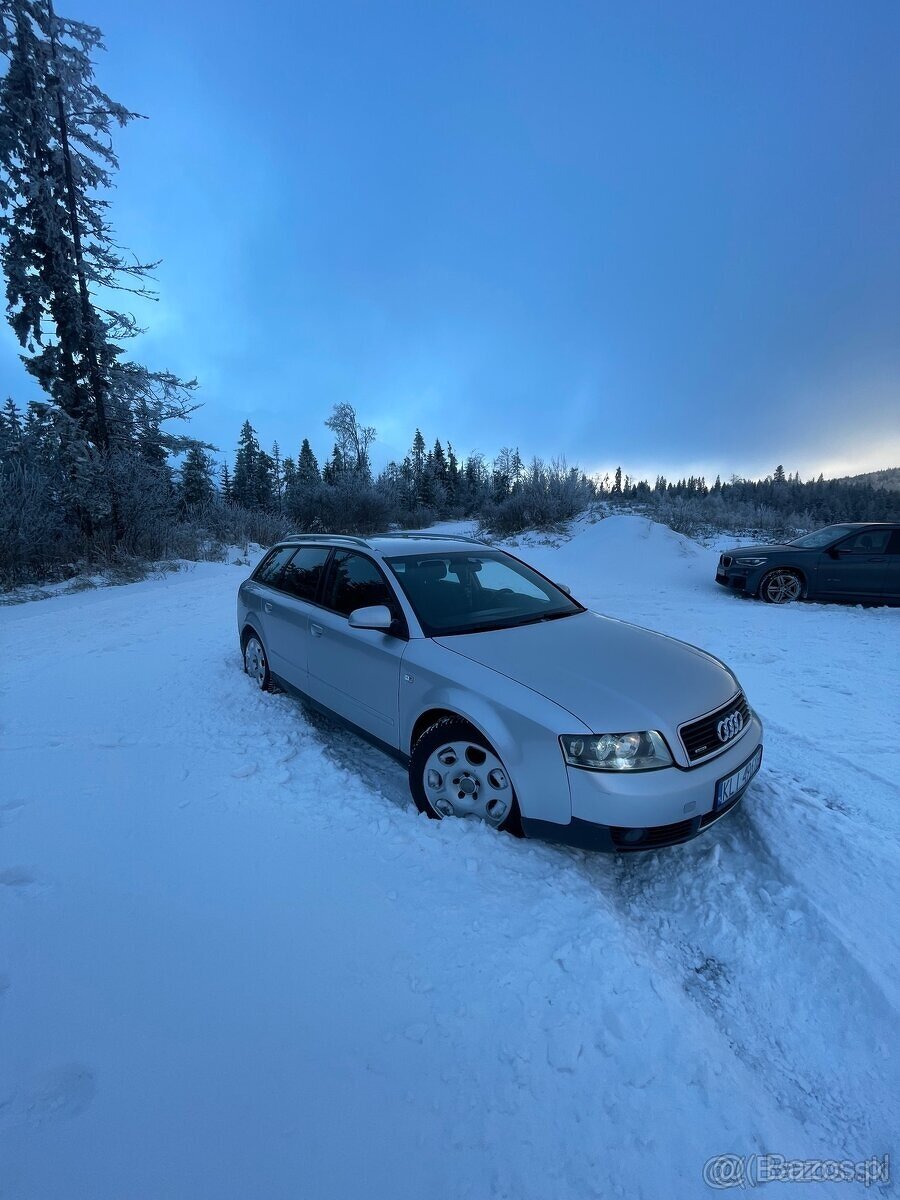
[3, 0, 898, 480]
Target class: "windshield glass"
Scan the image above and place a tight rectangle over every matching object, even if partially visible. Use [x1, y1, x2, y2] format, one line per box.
[788, 525, 855, 549]
[385, 551, 582, 636]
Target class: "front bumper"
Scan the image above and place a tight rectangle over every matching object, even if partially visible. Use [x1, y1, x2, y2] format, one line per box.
[715, 563, 766, 595]
[522, 788, 749, 851]
[521, 717, 763, 852]
[716, 570, 748, 591]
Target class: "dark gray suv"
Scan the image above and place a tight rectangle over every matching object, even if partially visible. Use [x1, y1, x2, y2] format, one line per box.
[716, 523, 900, 604]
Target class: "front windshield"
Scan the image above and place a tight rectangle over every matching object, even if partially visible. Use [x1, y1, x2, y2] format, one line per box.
[385, 551, 582, 637]
[788, 525, 855, 549]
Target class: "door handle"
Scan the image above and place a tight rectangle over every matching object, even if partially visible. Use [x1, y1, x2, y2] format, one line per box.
[264, 602, 273, 613]
[310, 622, 323, 637]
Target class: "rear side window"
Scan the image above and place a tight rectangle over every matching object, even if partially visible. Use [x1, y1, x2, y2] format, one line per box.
[254, 546, 295, 586]
[324, 551, 397, 617]
[886, 530, 900, 555]
[280, 547, 330, 601]
[839, 530, 891, 554]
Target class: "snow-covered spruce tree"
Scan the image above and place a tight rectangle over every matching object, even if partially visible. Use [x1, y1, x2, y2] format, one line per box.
[280, 455, 295, 495]
[253, 449, 275, 509]
[270, 441, 283, 507]
[296, 437, 320, 486]
[180, 444, 215, 508]
[231, 420, 260, 507]
[0, 0, 200, 558]
[219, 462, 233, 502]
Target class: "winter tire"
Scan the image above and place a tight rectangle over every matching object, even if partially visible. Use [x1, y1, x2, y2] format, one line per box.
[243, 634, 272, 690]
[410, 717, 523, 836]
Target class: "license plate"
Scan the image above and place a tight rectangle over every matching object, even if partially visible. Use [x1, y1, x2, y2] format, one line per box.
[715, 745, 762, 810]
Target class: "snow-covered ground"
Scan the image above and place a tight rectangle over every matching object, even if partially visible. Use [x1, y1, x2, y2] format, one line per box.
[1, 515, 897, 1199]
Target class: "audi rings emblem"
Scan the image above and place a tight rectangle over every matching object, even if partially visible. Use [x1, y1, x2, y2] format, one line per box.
[716, 711, 744, 744]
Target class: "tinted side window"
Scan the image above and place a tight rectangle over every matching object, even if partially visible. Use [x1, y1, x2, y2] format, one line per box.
[325, 551, 396, 617]
[886, 530, 900, 555]
[255, 546, 296, 585]
[840, 530, 891, 554]
[280, 547, 330, 601]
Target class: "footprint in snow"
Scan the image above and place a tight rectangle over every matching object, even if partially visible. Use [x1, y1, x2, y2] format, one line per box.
[231, 763, 258, 779]
[0, 801, 27, 827]
[24, 1064, 96, 1123]
[686, 955, 730, 1009]
[0, 866, 40, 894]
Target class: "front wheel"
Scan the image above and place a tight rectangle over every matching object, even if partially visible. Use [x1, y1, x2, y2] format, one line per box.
[409, 717, 523, 836]
[759, 569, 803, 604]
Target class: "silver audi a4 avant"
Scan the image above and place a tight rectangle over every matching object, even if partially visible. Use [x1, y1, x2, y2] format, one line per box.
[237, 533, 763, 851]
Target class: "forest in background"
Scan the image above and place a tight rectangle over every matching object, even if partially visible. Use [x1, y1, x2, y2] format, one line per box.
[0, 1, 897, 588]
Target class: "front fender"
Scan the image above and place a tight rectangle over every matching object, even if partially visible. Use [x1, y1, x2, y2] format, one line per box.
[401, 645, 586, 826]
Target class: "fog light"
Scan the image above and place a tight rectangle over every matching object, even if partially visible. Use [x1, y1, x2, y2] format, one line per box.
[622, 828, 646, 844]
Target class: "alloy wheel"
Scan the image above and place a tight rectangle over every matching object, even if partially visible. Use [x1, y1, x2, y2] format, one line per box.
[762, 571, 802, 604]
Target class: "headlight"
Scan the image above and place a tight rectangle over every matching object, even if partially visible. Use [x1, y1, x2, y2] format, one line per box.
[735, 557, 767, 566]
[560, 731, 673, 771]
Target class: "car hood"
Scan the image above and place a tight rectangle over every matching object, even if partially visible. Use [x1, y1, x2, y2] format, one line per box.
[434, 611, 739, 739]
[721, 543, 798, 557]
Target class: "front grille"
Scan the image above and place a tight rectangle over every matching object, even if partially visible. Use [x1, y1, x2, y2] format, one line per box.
[679, 692, 751, 764]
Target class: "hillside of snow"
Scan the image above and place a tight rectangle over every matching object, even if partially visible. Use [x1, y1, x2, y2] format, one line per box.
[1, 515, 898, 1199]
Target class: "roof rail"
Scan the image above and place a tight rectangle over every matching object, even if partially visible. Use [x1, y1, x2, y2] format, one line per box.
[282, 532, 371, 547]
[385, 532, 486, 544]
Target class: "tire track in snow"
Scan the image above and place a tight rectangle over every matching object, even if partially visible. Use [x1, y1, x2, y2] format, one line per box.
[577, 793, 898, 1160]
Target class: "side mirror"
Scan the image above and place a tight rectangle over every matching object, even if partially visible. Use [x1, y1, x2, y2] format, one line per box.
[557, 583, 572, 595]
[826, 546, 840, 558]
[348, 604, 394, 631]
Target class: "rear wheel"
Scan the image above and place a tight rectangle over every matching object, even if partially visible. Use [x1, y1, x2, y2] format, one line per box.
[409, 717, 523, 836]
[243, 634, 271, 690]
[759, 569, 803, 604]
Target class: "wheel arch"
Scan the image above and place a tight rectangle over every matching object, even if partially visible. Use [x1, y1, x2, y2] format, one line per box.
[410, 706, 496, 756]
[240, 620, 265, 652]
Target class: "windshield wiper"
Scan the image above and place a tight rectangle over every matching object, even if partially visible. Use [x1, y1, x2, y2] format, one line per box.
[509, 610, 575, 628]
[445, 610, 576, 636]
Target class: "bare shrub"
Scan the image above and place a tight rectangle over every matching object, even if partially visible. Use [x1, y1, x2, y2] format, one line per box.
[479, 459, 596, 536]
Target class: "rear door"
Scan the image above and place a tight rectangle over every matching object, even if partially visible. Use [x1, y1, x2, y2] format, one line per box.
[305, 550, 407, 747]
[262, 546, 332, 689]
[882, 528, 900, 602]
[242, 546, 299, 679]
[815, 528, 891, 599]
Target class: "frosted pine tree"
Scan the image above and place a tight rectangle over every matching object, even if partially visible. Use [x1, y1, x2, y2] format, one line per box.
[0, 0, 200, 543]
[296, 438, 320, 487]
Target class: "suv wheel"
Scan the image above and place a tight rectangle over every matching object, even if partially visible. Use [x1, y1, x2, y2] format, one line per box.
[243, 634, 271, 690]
[759, 569, 803, 604]
[410, 717, 523, 835]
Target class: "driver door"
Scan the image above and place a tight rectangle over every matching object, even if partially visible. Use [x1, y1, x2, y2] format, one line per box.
[816, 529, 891, 599]
[305, 550, 407, 747]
